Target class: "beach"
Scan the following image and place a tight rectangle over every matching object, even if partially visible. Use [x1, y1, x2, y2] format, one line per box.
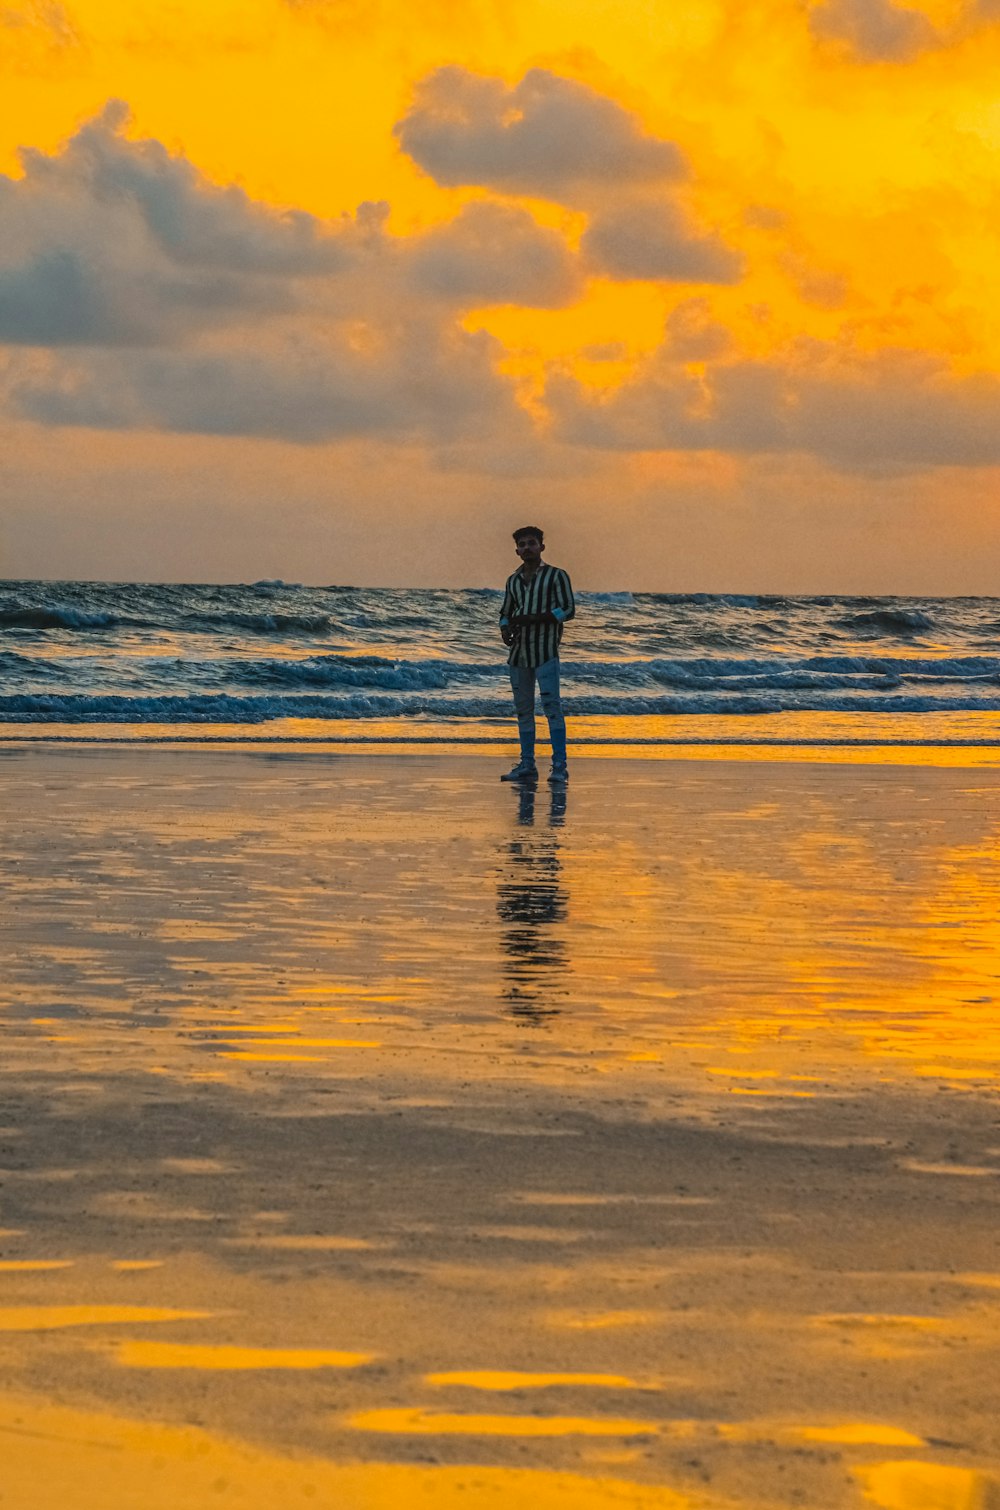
[1, 743, 999, 1508]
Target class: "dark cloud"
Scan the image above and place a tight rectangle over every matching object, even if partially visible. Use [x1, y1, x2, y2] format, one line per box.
[582, 198, 743, 285]
[7, 319, 529, 446]
[0, 244, 294, 347]
[407, 201, 581, 307]
[547, 338, 1000, 471]
[809, 0, 939, 60]
[0, 102, 586, 355]
[0, 104, 593, 445]
[0, 103, 378, 347]
[394, 66, 685, 198]
[16, 101, 366, 278]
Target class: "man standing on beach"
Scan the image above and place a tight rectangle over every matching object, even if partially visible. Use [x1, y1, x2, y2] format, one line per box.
[499, 526, 575, 784]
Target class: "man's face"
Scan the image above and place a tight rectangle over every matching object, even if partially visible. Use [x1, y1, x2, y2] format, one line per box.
[515, 534, 543, 564]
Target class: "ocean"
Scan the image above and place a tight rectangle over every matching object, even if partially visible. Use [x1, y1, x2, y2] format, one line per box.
[3, 579, 1000, 744]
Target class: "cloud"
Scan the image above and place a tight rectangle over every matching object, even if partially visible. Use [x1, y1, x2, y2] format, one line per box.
[13, 101, 367, 279]
[394, 66, 686, 198]
[5, 317, 530, 446]
[779, 252, 848, 310]
[2, 0, 76, 40]
[582, 197, 743, 284]
[407, 200, 581, 306]
[663, 298, 733, 362]
[0, 103, 611, 448]
[0, 103, 381, 346]
[0, 102, 588, 355]
[2, 0, 82, 66]
[809, 0, 939, 60]
[0, 245, 294, 346]
[547, 336, 1000, 471]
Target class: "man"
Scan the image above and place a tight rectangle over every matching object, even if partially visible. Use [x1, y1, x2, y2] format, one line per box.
[499, 526, 575, 784]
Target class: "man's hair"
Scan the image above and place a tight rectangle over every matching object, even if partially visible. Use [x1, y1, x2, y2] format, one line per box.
[512, 525, 544, 545]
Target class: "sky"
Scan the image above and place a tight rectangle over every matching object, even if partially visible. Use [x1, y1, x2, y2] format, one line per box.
[3, 0, 1000, 589]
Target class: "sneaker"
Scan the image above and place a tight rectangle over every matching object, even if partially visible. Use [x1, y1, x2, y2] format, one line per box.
[548, 763, 569, 784]
[501, 761, 538, 782]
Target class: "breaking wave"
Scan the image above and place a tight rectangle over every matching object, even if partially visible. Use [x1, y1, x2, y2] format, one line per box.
[0, 604, 126, 631]
[6, 688, 1000, 724]
[836, 607, 936, 637]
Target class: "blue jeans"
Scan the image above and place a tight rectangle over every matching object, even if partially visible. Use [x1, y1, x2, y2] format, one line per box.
[509, 657, 566, 766]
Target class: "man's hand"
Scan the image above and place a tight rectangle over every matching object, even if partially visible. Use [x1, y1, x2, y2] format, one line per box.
[501, 624, 515, 646]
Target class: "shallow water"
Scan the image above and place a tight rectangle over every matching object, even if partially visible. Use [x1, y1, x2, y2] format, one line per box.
[1, 749, 999, 1507]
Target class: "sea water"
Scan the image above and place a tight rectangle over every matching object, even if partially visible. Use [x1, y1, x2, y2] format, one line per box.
[2, 579, 1000, 744]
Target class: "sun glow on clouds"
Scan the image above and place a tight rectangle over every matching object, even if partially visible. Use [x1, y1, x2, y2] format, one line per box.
[4, 0, 1000, 586]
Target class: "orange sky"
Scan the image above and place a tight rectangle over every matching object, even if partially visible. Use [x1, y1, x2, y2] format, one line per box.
[4, 0, 1000, 588]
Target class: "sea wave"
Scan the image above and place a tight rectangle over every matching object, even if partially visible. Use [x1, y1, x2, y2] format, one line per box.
[0, 603, 128, 631]
[7, 649, 1000, 697]
[7, 688, 1000, 724]
[3, 583, 1000, 738]
[641, 592, 762, 608]
[836, 607, 936, 637]
[182, 611, 334, 635]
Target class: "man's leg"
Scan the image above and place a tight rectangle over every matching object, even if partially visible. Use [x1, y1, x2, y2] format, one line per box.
[536, 658, 567, 777]
[504, 665, 538, 777]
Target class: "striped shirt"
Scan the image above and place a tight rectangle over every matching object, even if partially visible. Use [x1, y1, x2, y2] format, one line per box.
[500, 563, 575, 669]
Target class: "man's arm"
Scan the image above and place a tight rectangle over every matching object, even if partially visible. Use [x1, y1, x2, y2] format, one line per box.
[499, 581, 516, 646]
[511, 571, 575, 627]
[551, 569, 575, 623]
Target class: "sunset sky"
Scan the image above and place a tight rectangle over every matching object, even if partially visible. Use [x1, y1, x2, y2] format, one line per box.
[4, 0, 1000, 589]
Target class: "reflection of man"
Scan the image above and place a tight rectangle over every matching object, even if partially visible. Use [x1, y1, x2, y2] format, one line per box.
[499, 526, 575, 785]
[496, 783, 569, 1023]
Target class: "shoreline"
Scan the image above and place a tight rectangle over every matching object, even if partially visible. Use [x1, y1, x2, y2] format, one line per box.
[5, 736, 1000, 770]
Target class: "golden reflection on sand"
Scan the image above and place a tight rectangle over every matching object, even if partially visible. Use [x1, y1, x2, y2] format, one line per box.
[901, 1161, 999, 1177]
[232, 1037, 383, 1048]
[159, 1158, 233, 1175]
[0, 1260, 73, 1272]
[508, 1193, 714, 1207]
[199, 1024, 297, 1032]
[545, 1310, 663, 1331]
[815, 1314, 949, 1331]
[858, 1459, 1000, 1508]
[295, 988, 403, 1001]
[111, 1341, 375, 1369]
[221, 1235, 377, 1251]
[812, 1313, 954, 1361]
[800, 1424, 925, 1447]
[348, 1408, 660, 1437]
[426, 1370, 646, 1390]
[12, 751, 1000, 1097]
[0, 1306, 210, 1331]
[0, 1392, 702, 1510]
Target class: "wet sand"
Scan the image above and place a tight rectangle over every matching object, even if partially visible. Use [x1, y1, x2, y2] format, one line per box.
[2, 746, 1000, 1509]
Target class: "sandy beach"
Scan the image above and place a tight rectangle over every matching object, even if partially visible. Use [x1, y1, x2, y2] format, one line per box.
[2, 745, 1000, 1509]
